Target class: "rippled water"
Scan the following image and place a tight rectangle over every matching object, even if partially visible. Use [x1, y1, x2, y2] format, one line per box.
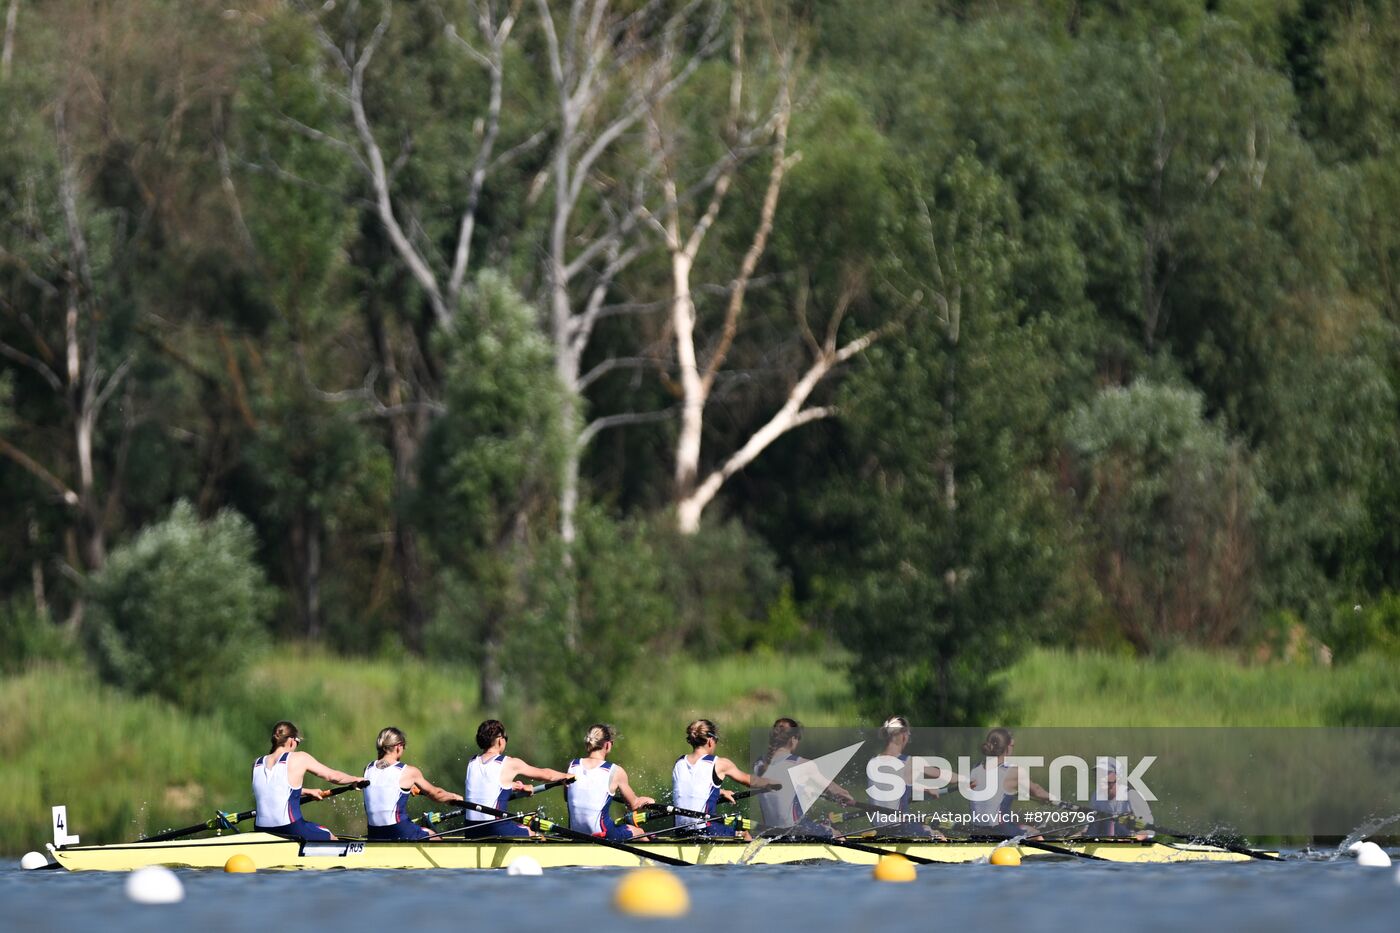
[8, 855, 1399, 933]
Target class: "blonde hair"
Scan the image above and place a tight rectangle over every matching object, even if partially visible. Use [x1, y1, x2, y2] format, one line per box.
[686, 719, 718, 748]
[585, 724, 617, 752]
[376, 726, 406, 759]
[878, 715, 910, 744]
[268, 721, 302, 754]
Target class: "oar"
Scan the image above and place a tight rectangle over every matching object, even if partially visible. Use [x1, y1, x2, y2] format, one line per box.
[1047, 801, 1282, 861]
[417, 776, 575, 828]
[510, 776, 575, 799]
[140, 782, 368, 843]
[643, 803, 755, 833]
[454, 799, 691, 867]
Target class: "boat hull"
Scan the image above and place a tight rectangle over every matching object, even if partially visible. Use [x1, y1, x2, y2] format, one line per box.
[49, 832, 1268, 871]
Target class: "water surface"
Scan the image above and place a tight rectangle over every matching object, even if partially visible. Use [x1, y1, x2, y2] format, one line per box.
[7, 855, 1398, 932]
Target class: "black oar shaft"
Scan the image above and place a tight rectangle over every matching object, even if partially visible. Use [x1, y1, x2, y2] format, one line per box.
[456, 799, 690, 867]
[140, 782, 365, 843]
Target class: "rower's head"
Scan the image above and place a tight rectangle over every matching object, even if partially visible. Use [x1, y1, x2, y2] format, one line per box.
[1095, 758, 1119, 796]
[585, 723, 618, 754]
[376, 726, 407, 759]
[878, 715, 911, 751]
[268, 720, 303, 754]
[686, 719, 719, 751]
[476, 719, 508, 753]
[981, 727, 1014, 759]
[769, 717, 802, 752]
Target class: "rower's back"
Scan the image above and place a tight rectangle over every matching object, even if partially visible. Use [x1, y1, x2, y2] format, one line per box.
[565, 758, 616, 835]
[464, 752, 510, 822]
[253, 751, 302, 829]
[671, 751, 722, 829]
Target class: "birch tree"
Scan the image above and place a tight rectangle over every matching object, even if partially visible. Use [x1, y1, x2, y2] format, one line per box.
[533, 0, 723, 546]
[0, 99, 135, 622]
[641, 19, 895, 533]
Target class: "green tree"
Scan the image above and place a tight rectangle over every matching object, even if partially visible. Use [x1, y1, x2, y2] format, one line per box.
[84, 502, 272, 708]
[1067, 382, 1260, 651]
[416, 273, 568, 705]
[820, 154, 1077, 724]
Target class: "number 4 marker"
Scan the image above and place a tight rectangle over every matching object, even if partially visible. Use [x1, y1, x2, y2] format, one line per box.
[52, 806, 80, 847]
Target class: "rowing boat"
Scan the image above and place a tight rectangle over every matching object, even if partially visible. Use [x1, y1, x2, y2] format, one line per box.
[47, 832, 1272, 871]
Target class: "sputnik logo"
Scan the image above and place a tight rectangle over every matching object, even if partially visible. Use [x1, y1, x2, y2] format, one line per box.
[789, 742, 865, 818]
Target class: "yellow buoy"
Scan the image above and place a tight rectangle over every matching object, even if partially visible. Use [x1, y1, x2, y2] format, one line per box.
[873, 854, 917, 882]
[224, 854, 256, 873]
[989, 846, 1022, 866]
[613, 867, 690, 918]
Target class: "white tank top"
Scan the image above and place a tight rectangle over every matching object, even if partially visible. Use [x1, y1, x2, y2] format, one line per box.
[754, 754, 801, 828]
[671, 754, 721, 828]
[967, 762, 1015, 820]
[252, 752, 301, 828]
[464, 754, 509, 822]
[566, 758, 616, 834]
[363, 761, 410, 827]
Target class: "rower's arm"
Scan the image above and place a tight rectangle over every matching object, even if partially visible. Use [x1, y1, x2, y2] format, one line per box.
[508, 758, 571, 784]
[299, 753, 363, 787]
[404, 766, 465, 805]
[610, 765, 654, 809]
[715, 756, 774, 788]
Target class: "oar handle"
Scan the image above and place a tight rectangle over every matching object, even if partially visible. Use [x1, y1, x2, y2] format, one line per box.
[508, 775, 576, 800]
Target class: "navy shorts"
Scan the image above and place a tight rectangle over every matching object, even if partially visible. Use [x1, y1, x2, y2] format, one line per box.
[367, 820, 431, 841]
[261, 819, 334, 842]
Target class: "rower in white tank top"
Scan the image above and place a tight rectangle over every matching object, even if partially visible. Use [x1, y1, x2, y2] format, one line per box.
[363, 761, 410, 827]
[250, 720, 364, 842]
[670, 719, 772, 839]
[565, 725, 652, 840]
[462, 720, 571, 838]
[753, 718, 855, 834]
[671, 753, 722, 829]
[967, 728, 1055, 837]
[362, 727, 464, 841]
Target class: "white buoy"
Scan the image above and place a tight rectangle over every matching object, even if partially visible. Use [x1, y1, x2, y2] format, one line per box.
[20, 851, 49, 870]
[125, 866, 185, 904]
[1355, 842, 1392, 868]
[506, 855, 543, 876]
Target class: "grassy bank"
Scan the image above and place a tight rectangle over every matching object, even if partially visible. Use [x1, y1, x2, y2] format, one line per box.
[4, 647, 1396, 854]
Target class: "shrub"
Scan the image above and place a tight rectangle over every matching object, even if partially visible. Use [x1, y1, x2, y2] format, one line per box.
[84, 501, 273, 708]
[1324, 593, 1400, 663]
[0, 599, 76, 673]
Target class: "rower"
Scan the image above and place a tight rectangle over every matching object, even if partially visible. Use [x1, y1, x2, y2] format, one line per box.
[753, 717, 854, 836]
[671, 719, 771, 838]
[363, 727, 465, 841]
[864, 715, 953, 838]
[965, 727, 1054, 837]
[252, 720, 364, 841]
[565, 724, 654, 839]
[1081, 757, 1153, 839]
[462, 719, 570, 838]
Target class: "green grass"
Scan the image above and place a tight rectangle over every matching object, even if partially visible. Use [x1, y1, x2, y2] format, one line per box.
[4, 646, 1396, 854]
[1002, 648, 1400, 726]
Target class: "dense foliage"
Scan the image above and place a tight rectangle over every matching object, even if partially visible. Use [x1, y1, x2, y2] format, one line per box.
[83, 502, 272, 708]
[4, 0, 1399, 724]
